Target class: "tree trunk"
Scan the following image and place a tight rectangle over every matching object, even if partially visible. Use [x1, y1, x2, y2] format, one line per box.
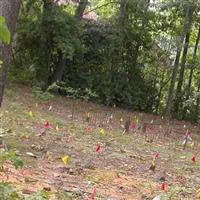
[165, 3, 192, 117]
[165, 47, 183, 117]
[174, 30, 191, 116]
[194, 81, 200, 121]
[185, 25, 200, 100]
[128, 43, 140, 83]
[37, 0, 54, 90]
[52, 52, 66, 83]
[155, 69, 166, 113]
[0, 0, 20, 107]
[52, 0, 88, 84]
[75, 0, 88, 20]
[174, 4, 193, 116]
[119, 0, 128, 29]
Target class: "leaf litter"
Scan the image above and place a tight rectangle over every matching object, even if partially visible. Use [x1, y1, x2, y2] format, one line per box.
[0, 86, 200, 199]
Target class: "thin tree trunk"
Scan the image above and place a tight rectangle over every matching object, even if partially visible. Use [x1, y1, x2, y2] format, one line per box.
[128, 43, 140, 83]
[52, 52, 66, 83]
[37, 0, 54, 90]
[165, 47, 183, 116]
[155, 69, 166, 113]
[174, 4, 193, 116]
[124, 0, 150, 83]
[174, 30, 191, 115]
[0, 0, 20, 107]
[185, 25, 200, 100]
[194, 81, 200, 121]
[119, 0, 127, 29]
[165, 3, 191, 116]
[52, 0, 88, 84]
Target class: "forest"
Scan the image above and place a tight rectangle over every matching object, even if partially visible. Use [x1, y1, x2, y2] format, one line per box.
[1, 0, 200, 121]
[1, 0, 200, 199]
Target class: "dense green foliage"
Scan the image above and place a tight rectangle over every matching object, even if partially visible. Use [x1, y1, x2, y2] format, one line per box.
[10, 0, 200, 121]
[0, 182, 50, 200]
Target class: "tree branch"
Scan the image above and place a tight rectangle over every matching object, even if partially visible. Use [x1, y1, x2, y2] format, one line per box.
[83, 1, 119, 16]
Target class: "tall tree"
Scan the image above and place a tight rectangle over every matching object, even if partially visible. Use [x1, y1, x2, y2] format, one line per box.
[174, 4, 193, 116]
[119, 0, 128, 29]
[52, 0, 88, 84]
[165, 2, 192, 116]
[0, 0, 20, 107]
[37, 0, 54, 89]
[194, 80, 200, 120]
[185, 25, 200, 101]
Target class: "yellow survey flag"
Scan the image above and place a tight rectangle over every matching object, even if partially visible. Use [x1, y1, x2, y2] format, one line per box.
[28, 111, 33, 117]
[100, 128, 105, 135]
[62, 155, 70, 164]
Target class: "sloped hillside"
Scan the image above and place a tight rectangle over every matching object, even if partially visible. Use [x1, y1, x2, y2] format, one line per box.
[0, 85, 200, 199]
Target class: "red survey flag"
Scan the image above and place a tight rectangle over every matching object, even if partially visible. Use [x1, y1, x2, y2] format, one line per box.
[96, 144, 101, 153]
[185, 129, 192, 136]
[154, 152, 160, 159]
[89, 187, 96, 200]
[131, 122, 136, 129]
[161, 182, 166, 191]
[192, 155, 196, 163]
[44, 121, 49, 128]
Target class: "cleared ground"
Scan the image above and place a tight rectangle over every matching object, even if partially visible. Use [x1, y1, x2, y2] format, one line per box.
[0, 84, 200, 199]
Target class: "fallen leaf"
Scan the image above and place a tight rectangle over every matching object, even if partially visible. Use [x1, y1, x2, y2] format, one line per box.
[85, 126, 92, 133]
[152, 195, 161, 200]
[22, 189, 35, 195]
[31, 144, 44, 151]
[43, 187, 51, 191]
[197, 188, 200, 198]
[26, 152, 37, 158]
[56, 125, 59, 132]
